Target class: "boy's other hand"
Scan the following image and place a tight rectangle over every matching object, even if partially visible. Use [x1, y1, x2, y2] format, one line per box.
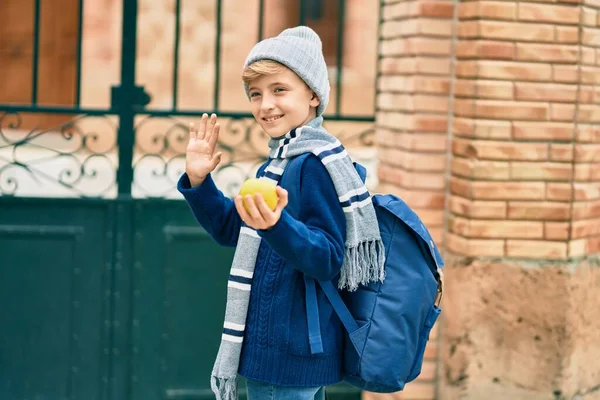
[234, 186, 289, 230]
[185, 113, 222, 187]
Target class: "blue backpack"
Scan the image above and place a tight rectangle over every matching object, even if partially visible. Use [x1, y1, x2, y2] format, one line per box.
[289, 154, 444, 393]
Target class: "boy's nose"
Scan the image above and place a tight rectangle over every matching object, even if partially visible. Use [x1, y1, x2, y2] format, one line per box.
[261, 98, 276, 112]
[260, 95, 275, 111]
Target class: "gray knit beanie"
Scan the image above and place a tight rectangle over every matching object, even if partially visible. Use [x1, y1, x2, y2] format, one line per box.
[243, 26, 330, 117]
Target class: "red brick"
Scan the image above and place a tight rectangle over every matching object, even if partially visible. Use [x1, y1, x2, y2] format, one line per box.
[380, 38, 406, 56]
[459, 1, 517, 20]
[453, 118, 475, 137]
[582, 27, 600, 47]
[510, 162, 573, 181]
[518, 3, 581, 24]
[516, 43, 579, 63]
[378, 164, 446, 190]
[508, 201, 572, 220]
[472, 182, 546, 200]
[545, 222, 571, 240]
[551, 104, 576, 121]
[450, 176, 472, 198]
[547, 183, 574, 201]
[419, 1, 454, 18]
[550, 144, 575, 161]
[476, 100, 548, 120]
[398, 133, 448, 152]
[478, 61, 552, 81]
[406, 37, 452, 56]
[479, 21, 555, 42]
[571, 218, 600, 238]
[515, 82, 577, 102]
[457, 40, 516, 60]
[454, 80, 476, 97]
[582, 6, 598, 26]
[575, 164, 600, 181]
[452, 157, 510, 180]
[473, 120, 512, 139]
[416, 57, 452, 75]
[378, 183, 446, 209]
[506, 240, 568, 259]
[420, 19, 453, 37]
[577, 124, 600, 143]
[575, 144, 600, 162]
[454, 99, 476, 117]
[573, 200, 600, 219]
[450, 196, 507, 219]
[578, 105, 600, 123]
[569, 239, 588, 257]
[469, 219, 545, 239]
[476, 80, 515, 99]
[556, 26, 579, 43]
[458, 21, 480, 38]
[414, 95, 449, 113]
[453, 138, 549, 161]
[455, 61, 478, 77]
[586, 237, 600, 254]
[512, 122, 575, 141]
[446, 232, 505, 257]
[380, 148, 447, 172]
[581, 67, 600, 85]
[553, 65, 579, 83]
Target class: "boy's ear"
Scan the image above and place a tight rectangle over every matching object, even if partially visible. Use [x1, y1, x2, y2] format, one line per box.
[310, 92, 321, 107]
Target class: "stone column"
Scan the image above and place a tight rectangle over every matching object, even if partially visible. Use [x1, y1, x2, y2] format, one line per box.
[371, 0, 456, 399]
[440, 0, 600, 398]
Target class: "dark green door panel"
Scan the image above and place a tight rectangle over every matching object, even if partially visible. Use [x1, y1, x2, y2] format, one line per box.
[0, 198, 112, 400]
[0, 198, 361, 400]
[131, 200, 237, 400]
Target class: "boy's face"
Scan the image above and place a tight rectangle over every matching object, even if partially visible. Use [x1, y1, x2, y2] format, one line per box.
[247, 68, 320, 139]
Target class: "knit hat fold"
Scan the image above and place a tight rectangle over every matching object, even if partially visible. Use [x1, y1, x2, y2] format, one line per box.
[243, 26, 330, 117]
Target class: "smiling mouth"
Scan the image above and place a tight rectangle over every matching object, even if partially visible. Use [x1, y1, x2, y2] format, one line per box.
[263, 115, 283, 123]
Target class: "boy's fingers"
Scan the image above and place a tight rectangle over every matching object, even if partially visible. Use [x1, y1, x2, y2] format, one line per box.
[208, 123, 220, 151]
[198, 113, 208, 140]
[189, 123, 197, 140]
[254, 194, 273, 220]
[206, 114, 217, 140]
[244, 195, 262, 220]
[276, 187, 289, 209]
[234, 195, 250, 223]
[210, 152, 222, 170]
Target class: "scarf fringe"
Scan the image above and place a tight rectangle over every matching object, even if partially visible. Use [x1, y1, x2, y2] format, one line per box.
[211, 375, 237, 400]
[338, 239, 386, 292]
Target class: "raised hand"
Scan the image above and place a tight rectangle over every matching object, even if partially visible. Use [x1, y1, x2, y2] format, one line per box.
[185, 113, 222, 187]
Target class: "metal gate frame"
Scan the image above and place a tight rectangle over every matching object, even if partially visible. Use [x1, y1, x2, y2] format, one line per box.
[1, 1, 376, 399]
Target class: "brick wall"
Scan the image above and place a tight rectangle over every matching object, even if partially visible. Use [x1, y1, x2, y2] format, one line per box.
[373, 0, 600, 398]
[368, 0, 456, 399]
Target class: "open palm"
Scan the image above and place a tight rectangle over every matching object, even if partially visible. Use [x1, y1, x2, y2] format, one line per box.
[185, 113, 222, 187]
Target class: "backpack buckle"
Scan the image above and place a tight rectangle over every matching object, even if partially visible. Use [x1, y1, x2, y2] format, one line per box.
[434, 267, 444, 308]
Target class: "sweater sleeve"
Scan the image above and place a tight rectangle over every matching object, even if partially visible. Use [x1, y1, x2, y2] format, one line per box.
[177, 173, 242, 247]
[258, 155, 346, 281]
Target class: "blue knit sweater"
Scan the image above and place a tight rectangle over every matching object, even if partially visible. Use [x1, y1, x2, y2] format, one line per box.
[177, 154, 347, 386]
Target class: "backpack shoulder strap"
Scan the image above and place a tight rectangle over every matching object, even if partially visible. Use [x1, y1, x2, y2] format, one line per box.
[304, 160, 366, 354]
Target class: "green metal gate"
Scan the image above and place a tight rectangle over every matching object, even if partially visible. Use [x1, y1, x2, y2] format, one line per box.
[0, 1, 376, 399]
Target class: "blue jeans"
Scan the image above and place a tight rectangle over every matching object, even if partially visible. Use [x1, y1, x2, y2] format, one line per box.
[246, 379, 325, 400]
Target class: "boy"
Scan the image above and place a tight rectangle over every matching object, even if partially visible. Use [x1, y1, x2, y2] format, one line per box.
[178, 26, 384, 400]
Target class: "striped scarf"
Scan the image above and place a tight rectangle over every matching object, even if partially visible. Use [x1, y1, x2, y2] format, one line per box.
[211, 118, 385, 400]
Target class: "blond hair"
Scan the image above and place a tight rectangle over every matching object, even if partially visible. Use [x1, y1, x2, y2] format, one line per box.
[242, 60, 288, 84]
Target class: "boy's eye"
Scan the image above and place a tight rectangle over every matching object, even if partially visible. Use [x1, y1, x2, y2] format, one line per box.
[274, 87, 286, 93]
[250, 92, 260, 98]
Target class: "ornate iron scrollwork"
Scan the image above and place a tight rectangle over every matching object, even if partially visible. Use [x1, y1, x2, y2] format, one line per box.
[132, 115, 376, 198]
[0, 111, 117, 197]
